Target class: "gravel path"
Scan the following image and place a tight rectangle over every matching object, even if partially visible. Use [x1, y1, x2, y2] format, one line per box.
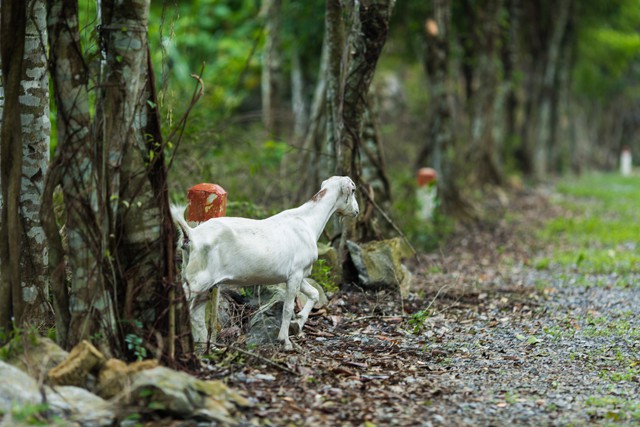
[204, 187, 640, 426]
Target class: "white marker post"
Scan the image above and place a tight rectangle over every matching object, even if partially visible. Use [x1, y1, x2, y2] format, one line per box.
[621, 146, 632, 176]
[416, 167, 438, 221]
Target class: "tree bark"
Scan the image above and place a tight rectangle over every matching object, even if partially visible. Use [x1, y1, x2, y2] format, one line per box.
[19, 0, 51, 321]
[0, 0, 27, 339]
[47, 0, 111, 352]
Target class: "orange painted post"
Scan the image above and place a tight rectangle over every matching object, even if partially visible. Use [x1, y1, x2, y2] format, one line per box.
[416, 167, 438, 220]
[186, 183, 227, 346]
[186, 183, 227, 224]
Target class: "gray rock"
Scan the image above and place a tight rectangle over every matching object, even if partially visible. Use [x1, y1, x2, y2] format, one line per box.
[0, 360, 114, 427]
[124, 366, 249, 424]
[1, 336, 69, 380]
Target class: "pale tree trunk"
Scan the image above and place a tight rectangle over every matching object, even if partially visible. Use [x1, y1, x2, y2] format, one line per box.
[19, 0, 50, 320]
[298, 39, 329, 201]
[0, 0, 54, 334]
[325, 0, 345, 177]
[261, 0, 284, 139]
[98, 0, 153, 354]
[291, 45, 308, 142]
[0, 0, 27, 339]
[47, 0, 110, 351]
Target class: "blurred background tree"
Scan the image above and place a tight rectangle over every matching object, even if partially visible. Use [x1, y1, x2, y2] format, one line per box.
[152, 0, 640, 246]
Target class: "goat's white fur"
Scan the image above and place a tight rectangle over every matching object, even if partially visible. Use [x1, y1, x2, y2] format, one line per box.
[172, 176, 359, 350]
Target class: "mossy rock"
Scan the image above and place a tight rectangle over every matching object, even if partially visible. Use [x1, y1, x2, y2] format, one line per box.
[347, 238, 413, 293]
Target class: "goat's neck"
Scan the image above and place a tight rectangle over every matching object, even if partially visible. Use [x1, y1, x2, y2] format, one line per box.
[294, 190, 340, 240]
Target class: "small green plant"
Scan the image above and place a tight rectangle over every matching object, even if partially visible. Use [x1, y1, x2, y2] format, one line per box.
[408, 309, 431, 334]
[125, 333, 147, 361]
[11, 402, 59, 426]
[310, 259, 339, 294]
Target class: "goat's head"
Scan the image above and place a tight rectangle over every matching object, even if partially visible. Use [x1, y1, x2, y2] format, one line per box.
[321, 176, 359, 217]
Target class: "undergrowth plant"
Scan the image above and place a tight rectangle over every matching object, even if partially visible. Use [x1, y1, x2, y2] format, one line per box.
[310, 259, 339, 294]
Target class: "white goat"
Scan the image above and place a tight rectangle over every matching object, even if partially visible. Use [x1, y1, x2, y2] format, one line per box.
[172, 176, 359, 350]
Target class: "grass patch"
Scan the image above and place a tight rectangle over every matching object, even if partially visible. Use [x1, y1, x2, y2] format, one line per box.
[541, 173, 640, 276]
[584, 395, 640, 422]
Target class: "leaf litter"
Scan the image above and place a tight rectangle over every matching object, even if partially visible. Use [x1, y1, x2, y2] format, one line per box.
[200, 187, 640, 426]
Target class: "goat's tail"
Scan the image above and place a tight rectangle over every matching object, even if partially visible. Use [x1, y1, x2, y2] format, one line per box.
[170, 204, 193, 243]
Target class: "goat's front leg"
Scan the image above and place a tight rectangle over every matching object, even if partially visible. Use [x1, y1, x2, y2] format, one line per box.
[291, 279, 319, 336]
[190, 300, 208, 344]
[277, 273, 302, 351]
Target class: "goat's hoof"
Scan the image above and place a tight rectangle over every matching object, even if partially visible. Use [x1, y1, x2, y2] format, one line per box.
[280, 338, 301, 352]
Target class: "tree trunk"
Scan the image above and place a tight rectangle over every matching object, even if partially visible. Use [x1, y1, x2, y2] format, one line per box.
[19, 0, 51, 321]
[418, 0, 469, 218]
[520, 0, 572, 180]
[331, 0, 394, 277]
[261, 0, 284, 139]
[0, 0, 27, 339]
[298, 38, 328, 201]
[47, 0, 109, 351]
[467, 0, 504, 186]
[290, 45, 308, 142]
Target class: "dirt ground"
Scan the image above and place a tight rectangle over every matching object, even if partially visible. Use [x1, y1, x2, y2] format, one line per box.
[201, 187, 640, 427]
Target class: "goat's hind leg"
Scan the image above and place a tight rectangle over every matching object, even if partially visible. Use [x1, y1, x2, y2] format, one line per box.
[277, 274, 302, 351]
[291, 279, 319, 336]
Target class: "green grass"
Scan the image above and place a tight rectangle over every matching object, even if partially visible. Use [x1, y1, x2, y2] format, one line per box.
[583, 395, 640, 422]
[540, 173, 640, 276]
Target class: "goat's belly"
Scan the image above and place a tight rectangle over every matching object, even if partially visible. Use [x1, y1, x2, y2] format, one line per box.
[216, 249, 310, 287]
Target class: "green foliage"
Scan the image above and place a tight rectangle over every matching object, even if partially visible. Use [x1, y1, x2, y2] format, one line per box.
[150, 0, 262, 110]
[408, 309, 431, 334]
[0, 324, 40, 361]
[125, 333, 147, 361]
[123, 320, 147, 361]
[9, 402, 61, 426]
[574, 0, 640, 99]
[310, 259, 338, 294]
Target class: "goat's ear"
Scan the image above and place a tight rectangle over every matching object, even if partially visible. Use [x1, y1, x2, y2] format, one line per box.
[340, 178, 352, 195]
